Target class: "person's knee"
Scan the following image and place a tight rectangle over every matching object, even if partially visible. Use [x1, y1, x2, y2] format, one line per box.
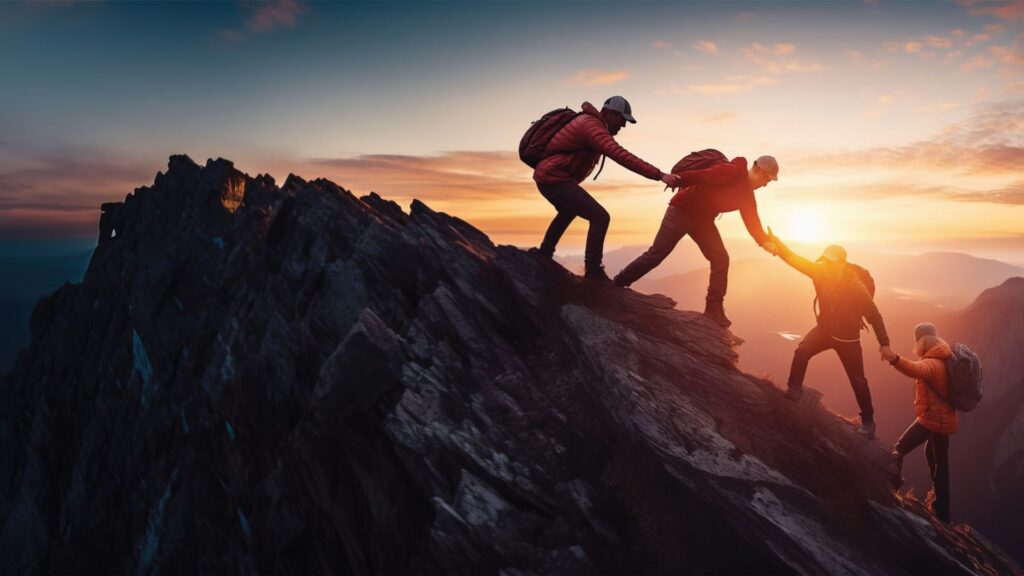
[793, 346, 811, 361]
[593, 207, 610, 227]
[710, 251, 730, 270]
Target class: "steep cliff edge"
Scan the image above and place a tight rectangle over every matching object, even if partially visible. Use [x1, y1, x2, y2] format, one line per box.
[0, 156, 1019, 574]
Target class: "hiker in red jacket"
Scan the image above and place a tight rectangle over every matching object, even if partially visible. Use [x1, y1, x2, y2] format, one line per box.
[613, 153, 779, 325]
[532, 96, 680, 281]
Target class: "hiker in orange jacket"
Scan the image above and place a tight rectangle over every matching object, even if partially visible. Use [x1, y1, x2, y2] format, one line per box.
[532, 96, 680, 281]
[613, 153, 779, 326]
[883, 322, 956, 522]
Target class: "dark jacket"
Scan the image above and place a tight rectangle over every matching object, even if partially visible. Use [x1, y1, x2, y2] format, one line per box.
[668, 157, 769, 246]
[777, 243, 890, 346]
[533, 102, 663, 185]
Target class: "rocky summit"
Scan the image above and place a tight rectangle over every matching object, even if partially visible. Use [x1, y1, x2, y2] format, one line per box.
[0, 155, 1020, 575]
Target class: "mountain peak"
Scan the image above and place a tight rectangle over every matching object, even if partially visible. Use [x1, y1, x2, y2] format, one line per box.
[0, 156, 1019, 574]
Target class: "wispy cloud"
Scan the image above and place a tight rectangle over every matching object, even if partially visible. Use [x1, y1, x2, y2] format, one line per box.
[217, 0, 309, 43]
[693, 40, 719, 54]
[799, 100, 1024, 178]
[0, 151, 158, 238]
[567, 69, 630, 86]
[680, 75, 776, 96]
[958, 0, 1024, 21]
[742, 42, 821, 73]
[702, 111, 737, 124]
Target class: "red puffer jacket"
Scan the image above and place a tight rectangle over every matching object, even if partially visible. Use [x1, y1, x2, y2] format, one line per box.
[533, 102, 663, 185]
[669, 157, 769, 246]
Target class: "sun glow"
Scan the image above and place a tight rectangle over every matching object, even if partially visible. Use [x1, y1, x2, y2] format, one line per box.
[783, 207, 829, 243]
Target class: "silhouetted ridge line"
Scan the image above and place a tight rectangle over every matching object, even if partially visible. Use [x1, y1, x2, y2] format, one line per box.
[0, 155, 1019, 575]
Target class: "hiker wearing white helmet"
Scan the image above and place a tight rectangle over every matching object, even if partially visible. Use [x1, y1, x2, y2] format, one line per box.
[613, 151, 779, 326]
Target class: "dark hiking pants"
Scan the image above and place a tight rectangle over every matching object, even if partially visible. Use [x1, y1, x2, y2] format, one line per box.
[537, 181, 610, 268]
[786, 325, 874, 423]
[894, 421, 951, 522]
[615, 205, 729, 302]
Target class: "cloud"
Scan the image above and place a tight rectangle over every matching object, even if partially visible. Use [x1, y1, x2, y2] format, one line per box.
[693, 40, 719, 54]
[904, 41, 924, 53]
[217, 0, 308, 42]
[962, 54, 997, 70]
[799, 100, 1024, 178]
[702, 111, 737, 124]
[990, 42, 1024, 65]
[0, 151, 159, 238]
[653, 40, 672, 49]
[958, 0, 1024, 21]
[245, 0, 306, 32]
[680, 75, 776, 96]
[568, 69, 630, 86]
[925, 36, 953, 48]
[742, 43, 821, 73]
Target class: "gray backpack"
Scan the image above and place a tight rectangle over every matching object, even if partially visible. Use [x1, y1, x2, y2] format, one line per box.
[943, 343, 984, 412]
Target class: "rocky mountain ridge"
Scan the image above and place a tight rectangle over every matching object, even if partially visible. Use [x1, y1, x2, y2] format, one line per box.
[0, 155, 1020, 574]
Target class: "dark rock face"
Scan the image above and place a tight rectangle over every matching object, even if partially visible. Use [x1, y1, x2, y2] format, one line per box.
[0, 155, 1020, 575]
[944, 277, 1024, 563]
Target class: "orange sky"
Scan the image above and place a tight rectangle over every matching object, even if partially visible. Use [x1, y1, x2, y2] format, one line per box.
[1, 0, 1022, 252]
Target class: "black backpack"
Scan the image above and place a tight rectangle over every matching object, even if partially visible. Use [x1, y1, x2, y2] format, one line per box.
[519, 108, 580, 168]
[814, 263, 876, 330]
[671, 149, 729, 175]
[938, 343, 984, 411]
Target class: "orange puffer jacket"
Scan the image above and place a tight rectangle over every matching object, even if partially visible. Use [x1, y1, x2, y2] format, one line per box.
[533, 102, 663, 185]
[894, 340, 958, 435]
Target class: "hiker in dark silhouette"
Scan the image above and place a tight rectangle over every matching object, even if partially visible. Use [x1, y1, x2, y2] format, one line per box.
[613, 151, 779, 327]
[882, 322, 956, 523]
[531, 96, 680, 281]
[770, 235, 893, 439]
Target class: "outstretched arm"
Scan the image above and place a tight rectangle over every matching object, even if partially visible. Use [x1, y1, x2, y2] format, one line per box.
[768, 229, 817, 278]
[892, 356, 942, 381]
[739, 202, 771, 247]
[580, 118, 663, 181]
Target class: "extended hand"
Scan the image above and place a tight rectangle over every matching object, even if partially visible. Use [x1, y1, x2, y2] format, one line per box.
[762, 240, 780, 257]
[661, 173, 681, 190]
[880, 346, 896, 362]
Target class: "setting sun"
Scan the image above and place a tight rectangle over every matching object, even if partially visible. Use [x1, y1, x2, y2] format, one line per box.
[782, 206, 828, 243]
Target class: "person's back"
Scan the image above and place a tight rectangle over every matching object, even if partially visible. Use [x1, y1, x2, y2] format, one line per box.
[534, 101, 662, 185]
[669, 157, 761, 223]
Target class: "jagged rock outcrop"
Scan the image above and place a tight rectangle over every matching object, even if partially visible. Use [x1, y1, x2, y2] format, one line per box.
[0, 155, 1020, 575]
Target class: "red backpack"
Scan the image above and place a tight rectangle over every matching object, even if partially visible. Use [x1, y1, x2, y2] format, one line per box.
[519, 108, 580, 168]
[672, 149, 729, 175]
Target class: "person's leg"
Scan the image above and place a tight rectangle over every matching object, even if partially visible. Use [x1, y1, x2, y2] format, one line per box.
[688, 220, 730, 305]
[537, 182, 576, 257]
[554, 183, 610, 271]
[614, 205, 690, 286]
[891, 421, 930, 487]
[786, 326, 832, 396]
[835, 340, 874, 425]
[930, 433, 951, 522]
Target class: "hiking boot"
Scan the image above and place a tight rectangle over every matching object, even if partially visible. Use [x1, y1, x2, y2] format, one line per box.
[888, 453, 906, 490]
[858, 420, 876, 440]
[703, 300, 732, 327]
[784, 386, 804, 401]
[528, 247, 554, 260]
[584, 265, 611, 282]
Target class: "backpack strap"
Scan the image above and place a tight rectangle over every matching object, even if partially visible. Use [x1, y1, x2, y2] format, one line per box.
[593, 155, 606, 180]
[922, 364, 954, 409]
